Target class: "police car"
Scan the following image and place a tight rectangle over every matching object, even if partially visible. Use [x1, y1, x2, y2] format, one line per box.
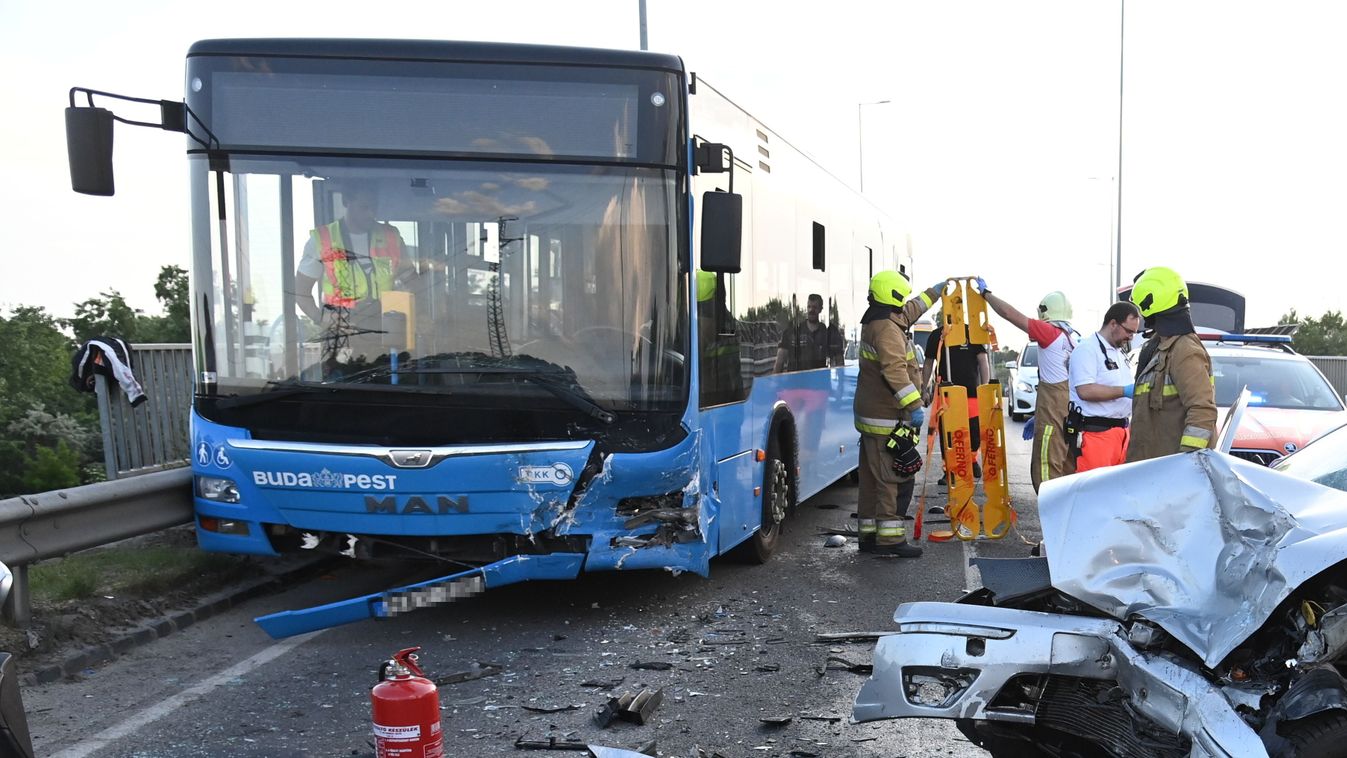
[1207, 333, 1347, 466]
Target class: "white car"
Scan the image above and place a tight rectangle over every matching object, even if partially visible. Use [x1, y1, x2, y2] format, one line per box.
[1006, 343, 1038, 421]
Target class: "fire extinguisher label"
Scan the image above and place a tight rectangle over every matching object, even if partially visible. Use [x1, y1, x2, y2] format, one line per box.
[373, 723, 421, 739]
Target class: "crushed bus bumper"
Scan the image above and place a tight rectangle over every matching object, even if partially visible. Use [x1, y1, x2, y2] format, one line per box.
[191, 414, 715, 592]
[255, 553, 585, 638]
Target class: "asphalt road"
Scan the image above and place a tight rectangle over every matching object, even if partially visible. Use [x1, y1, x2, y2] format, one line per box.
[25, 417, 1042, 758]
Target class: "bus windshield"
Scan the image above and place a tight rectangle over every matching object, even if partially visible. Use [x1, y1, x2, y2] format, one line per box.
[194, 157, 686, 419]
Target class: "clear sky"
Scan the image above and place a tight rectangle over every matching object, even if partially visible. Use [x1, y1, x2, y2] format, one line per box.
[3, 0, 1344, 343]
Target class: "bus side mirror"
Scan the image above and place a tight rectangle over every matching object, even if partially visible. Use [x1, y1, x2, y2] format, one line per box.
[66, 106, 116, 196]
[700, 191, 742, 274]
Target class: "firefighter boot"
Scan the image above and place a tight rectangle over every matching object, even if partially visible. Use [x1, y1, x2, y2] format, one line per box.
[873, 541, 923, 558]
[875, 479, 922, 558]
[858, 519, 877, 553]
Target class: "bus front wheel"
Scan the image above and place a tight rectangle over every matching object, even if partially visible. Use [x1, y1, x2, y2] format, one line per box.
[733, 432, 795, 564]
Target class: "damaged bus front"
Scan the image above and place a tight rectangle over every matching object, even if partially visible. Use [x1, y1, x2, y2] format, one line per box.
[67, 38, 902, 637]
[172, 40, 724, 635]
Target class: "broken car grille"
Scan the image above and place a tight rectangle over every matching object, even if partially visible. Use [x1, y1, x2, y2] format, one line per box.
[1230, 448, 1282, 467]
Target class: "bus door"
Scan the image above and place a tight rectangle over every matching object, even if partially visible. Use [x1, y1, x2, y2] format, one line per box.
[696, 156, 760, 552]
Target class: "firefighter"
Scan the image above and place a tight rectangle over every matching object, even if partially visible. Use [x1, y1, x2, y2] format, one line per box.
[854, 271, 947, 557]
[696, 270, 744, 406]
[1125, 267, 1217, 461]
[980, 282, 1079, 492]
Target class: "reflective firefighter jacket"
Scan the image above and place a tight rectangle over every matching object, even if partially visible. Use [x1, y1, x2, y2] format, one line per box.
[854, 288, 939, 436]
[314, 221, 404, 308]
[1125, 333, 1217, 462]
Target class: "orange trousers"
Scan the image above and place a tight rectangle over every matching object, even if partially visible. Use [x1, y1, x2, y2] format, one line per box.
[1076, 426, 1130, 473]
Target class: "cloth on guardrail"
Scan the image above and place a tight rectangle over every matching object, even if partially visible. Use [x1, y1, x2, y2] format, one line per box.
[70, 335, 146, 406]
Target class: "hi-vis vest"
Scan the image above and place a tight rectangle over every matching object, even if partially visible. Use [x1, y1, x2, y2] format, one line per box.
[314, 221, 403, 307]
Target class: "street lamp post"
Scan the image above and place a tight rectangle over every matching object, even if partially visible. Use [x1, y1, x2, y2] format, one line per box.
[857, 99, 891, 194]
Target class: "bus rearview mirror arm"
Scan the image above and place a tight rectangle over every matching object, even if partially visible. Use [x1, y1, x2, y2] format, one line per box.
[65, 86, 219, 196]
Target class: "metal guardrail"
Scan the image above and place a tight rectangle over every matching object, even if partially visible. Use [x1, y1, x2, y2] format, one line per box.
[1309, 356, 1347, 398]
[96, 343, 193, 480]
[0, 468, 193, 625]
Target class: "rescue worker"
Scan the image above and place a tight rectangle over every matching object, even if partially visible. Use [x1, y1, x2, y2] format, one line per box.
[854, 271, 947, 557]
[1066, 301, 1142, 472]
[1125, 267, 1217, 461]
[696, 270, 744, 406]
[980, 282, 1079, 491]
[294, 181, 409, 323]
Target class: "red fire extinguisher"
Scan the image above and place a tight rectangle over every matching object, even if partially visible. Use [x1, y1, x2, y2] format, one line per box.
[371, 646, 443, 758]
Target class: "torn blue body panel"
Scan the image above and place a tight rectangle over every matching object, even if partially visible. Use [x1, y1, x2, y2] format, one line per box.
[255, 553, 585, 638]
[192, 411, 722, 633]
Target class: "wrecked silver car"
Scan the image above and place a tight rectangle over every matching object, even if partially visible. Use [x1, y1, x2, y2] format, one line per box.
[855, 419, 1347, 757]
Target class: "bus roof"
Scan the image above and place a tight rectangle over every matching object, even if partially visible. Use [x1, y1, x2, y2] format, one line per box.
[186, 38, 685, 73]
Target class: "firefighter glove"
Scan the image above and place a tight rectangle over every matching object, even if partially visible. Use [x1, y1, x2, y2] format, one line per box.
[886, 424, 924, 476]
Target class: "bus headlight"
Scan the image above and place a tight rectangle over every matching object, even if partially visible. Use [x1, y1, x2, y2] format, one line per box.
[196, 475, 240, 503]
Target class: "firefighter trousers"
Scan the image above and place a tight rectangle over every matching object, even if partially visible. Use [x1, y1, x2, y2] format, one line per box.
[1030, 380, 1076, 492]
[858, 434, 916, 546]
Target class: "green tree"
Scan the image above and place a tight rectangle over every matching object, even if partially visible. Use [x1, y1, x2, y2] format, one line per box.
[63, 290, 144, 344]
[0, 306, 91, 426]
[20, 441, 81, 493]
[137, 265, 191, 343]
[1278, 309, 1347, 356]
[994, 347, 1020, 386]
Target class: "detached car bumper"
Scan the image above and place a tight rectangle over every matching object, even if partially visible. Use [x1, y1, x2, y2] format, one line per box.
[853, 602, 1268, 757]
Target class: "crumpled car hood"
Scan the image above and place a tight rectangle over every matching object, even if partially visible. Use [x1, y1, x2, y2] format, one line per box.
[1040, 450, 1347, 667]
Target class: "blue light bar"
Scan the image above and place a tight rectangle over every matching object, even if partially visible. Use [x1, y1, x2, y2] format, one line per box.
[1199, 333, 1293, 344]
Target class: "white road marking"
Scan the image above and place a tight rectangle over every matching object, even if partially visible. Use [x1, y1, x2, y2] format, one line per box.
[50, 630, 325, 758]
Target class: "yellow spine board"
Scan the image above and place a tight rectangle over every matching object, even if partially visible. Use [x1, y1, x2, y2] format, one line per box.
[939, 384, 980, 540]
[965, 282, 992, 345]
[940, 281, 968, 347]
[977, 382, 1016, 539]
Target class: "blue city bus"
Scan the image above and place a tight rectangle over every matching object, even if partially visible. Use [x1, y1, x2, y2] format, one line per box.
[65, 39, 910, 637]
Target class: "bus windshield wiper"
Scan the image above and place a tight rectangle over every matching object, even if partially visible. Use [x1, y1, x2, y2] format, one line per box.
[515, 371, 616, 424]
[212, 381, 336, 410]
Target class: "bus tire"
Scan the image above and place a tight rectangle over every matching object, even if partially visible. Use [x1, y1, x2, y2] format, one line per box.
[732, 428, 795, 564]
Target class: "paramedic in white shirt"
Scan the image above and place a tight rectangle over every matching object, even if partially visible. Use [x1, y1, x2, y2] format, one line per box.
[1067, 301, 1143, 472]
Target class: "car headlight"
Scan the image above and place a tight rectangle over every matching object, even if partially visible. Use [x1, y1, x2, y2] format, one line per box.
[1016, 381, 1033, 393]
[196, 475, 240, 503]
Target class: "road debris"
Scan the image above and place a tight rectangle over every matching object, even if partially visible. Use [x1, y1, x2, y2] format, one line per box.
[522, 703, 584, 713]
[799, 715, 842, 723]
[593, 687, 664, 727]
[447, 696, 487, 707]
[759, 715, 792, 726]
[580, 677, 625, 690]
[813, 631, 889, 643]
[434, 661, 502, 685]
[588, 743, 657, 758]
[514, 735, 589, 751]
[823, 535, 847, 548]
[628, 661, 673, 671]
[815, 655, 873, 676]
